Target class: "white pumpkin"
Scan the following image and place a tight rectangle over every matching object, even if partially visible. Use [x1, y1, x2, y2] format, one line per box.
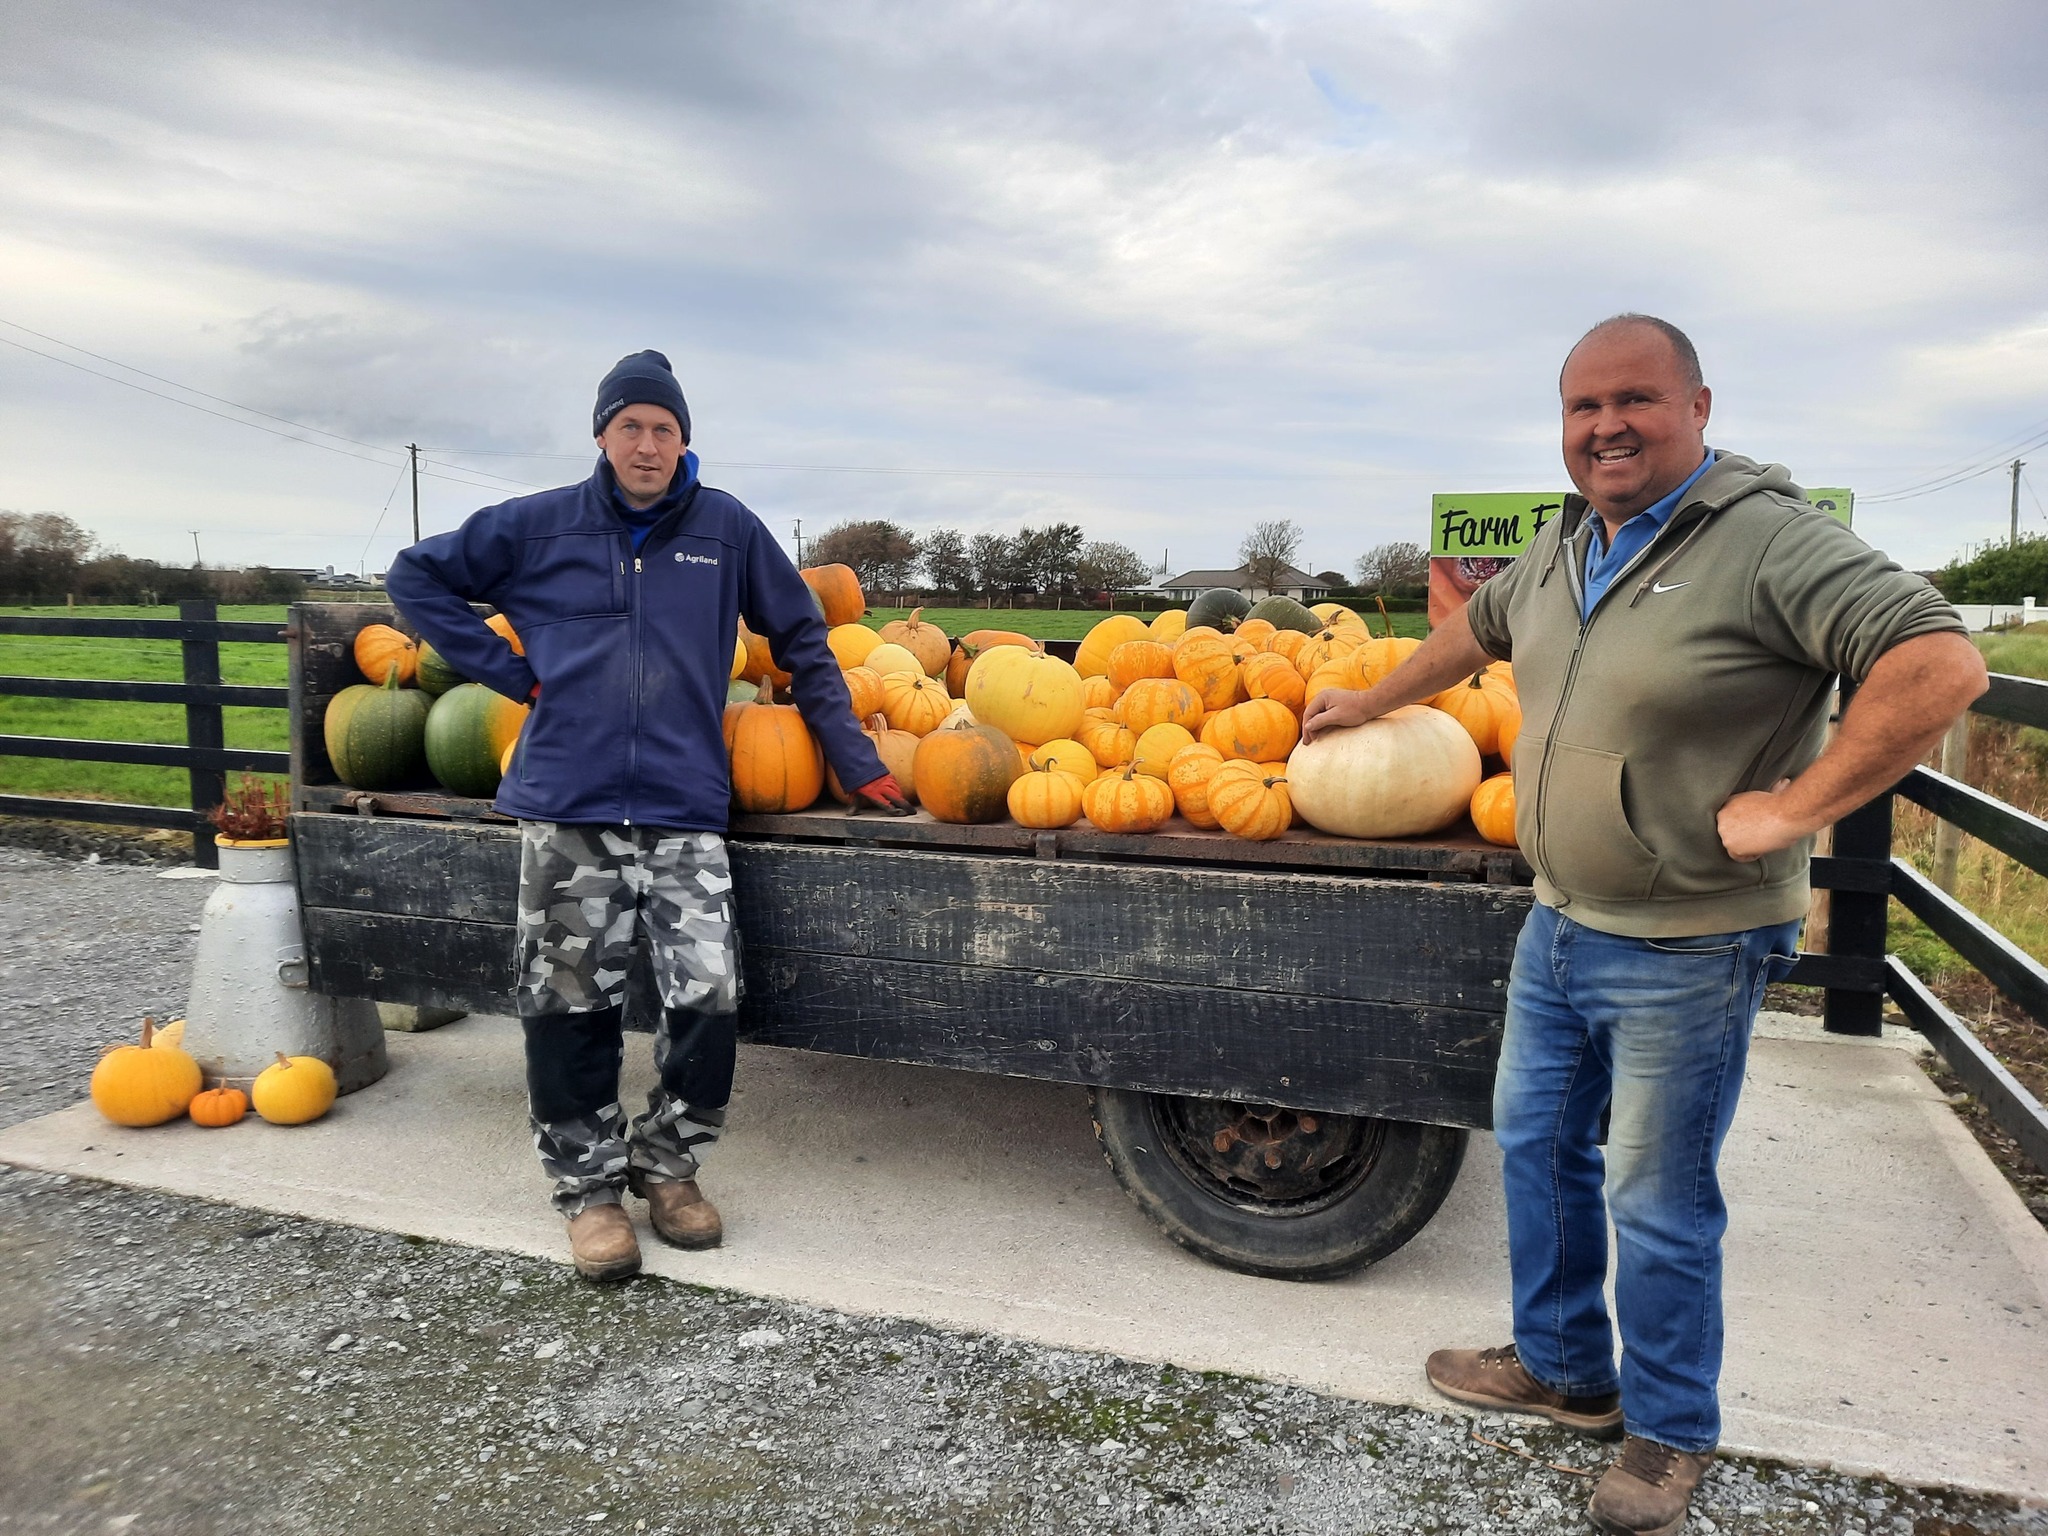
[1286, 705, 1483, 838]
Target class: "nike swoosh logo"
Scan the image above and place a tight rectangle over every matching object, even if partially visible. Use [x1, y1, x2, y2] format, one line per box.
[1651, 580, 1690, 594]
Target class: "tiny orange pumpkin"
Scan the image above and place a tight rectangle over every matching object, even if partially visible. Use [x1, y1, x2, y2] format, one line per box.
[188, 1085, 249, 1128]
[1471, 773, 1518, 847]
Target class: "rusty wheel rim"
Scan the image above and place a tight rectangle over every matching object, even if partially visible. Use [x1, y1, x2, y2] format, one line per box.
[1152, 1096, 1387, 1213]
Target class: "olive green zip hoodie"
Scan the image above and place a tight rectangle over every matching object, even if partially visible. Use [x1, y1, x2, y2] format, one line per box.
[1464, 451, 1963, 938]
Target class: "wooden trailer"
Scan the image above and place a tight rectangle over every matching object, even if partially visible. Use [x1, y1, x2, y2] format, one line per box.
[290, 602, 1535, 1279]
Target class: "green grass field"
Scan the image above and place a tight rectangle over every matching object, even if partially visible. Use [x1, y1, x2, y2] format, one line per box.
[862, 607, 1430, 642]
[0, 605, 292, 807]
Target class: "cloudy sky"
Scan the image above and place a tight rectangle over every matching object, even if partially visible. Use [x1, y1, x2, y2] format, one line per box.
[3, 0, 2045, 579]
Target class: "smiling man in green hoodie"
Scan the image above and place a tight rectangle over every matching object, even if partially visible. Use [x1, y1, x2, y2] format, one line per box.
[1304, 314, 1987, 1536]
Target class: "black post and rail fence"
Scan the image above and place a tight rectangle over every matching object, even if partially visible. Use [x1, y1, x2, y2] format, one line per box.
[0, 600, 291, 869]
[0, 600, 2041, 1166]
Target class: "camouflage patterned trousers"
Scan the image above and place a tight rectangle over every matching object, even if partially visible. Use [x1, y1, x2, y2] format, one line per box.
[515, 822, 741, 1216]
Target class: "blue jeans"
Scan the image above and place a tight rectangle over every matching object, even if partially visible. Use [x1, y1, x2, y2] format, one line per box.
[1494, 901, 1800, 1452]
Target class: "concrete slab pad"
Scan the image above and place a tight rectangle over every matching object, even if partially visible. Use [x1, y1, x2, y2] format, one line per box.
[3, 1015, 2043, 1499]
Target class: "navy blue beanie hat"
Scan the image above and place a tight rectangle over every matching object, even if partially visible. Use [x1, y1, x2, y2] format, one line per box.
[593, 350, 691, 442]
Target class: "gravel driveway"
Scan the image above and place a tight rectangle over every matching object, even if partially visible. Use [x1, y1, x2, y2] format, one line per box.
[1, 845, 2042, 1535]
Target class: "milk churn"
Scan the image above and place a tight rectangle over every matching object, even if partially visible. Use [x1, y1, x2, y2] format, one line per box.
[182, 837, 388, 1093]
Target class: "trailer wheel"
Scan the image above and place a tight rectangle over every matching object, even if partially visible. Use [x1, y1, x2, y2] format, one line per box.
[1088, 1088, 1467, 1281]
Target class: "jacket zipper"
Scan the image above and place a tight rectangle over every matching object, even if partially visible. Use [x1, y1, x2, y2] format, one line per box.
[1528, 510, 1702, 899]
[624, 545, 642, 825]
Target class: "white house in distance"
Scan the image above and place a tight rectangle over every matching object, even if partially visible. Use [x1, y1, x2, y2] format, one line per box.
[1158, 564, 1333, 604]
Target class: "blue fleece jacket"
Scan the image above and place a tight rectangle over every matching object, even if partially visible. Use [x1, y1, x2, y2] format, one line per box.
[385, 453, 882, 829]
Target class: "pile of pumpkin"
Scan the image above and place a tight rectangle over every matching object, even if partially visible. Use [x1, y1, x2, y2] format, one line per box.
[88, 1017, 337, 1129]
[324, 618, 530, 797]
[729, 576, 1523, 848]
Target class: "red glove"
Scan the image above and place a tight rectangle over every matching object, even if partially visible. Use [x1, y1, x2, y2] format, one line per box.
[852, 773, 914, 815]
[527, 682, 541, 702]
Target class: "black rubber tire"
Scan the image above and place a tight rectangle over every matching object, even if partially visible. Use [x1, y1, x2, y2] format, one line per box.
[1088, 1088, 1468, 1281]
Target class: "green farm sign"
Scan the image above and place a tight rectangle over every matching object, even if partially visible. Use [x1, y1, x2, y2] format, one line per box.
[1429, 487, 1852, 558]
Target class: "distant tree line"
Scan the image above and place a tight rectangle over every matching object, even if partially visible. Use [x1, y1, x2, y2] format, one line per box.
[806, 519, 1155, 607]
[0, 512, 307, 605]
[1932, 536, 2048, 607]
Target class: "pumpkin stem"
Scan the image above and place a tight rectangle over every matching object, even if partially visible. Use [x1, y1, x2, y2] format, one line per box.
[382, 661, 403, 689]
[275, 1051, 292, 1070]
[1374, 594, 1395, 638]
[1468, 671, 1486, 689]
[907, 606, 924, 631]
[140, 1016, 155, 1047]
[754, 679, 775, 705]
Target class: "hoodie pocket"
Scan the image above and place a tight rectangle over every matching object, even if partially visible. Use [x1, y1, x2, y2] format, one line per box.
[1538, 740, 1660, 904]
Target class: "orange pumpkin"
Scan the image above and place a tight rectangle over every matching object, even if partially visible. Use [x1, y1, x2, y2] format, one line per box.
[1081, 763, 1174, 833]
[1172, 636, 1241, 713]
[1293, 626, 1370, 681]
[877, 607, 951, 677]
[1430, 671, 1520, 758]
[723, 681, 824, 812]
[801, 563, 867, 626]
[737, 621, 791, 689]
[1496, 697, 1523, 767]
[1028, 737, 1100, 782]
[1076, 614, 1152, 678]
[1303, 658, 1356, 706]
[842, 665, 887, 721]
[915, 719, 1022, 823]
[1352, 635, 1423, 689]
[1471, 773, 1518, 847]
[1264, 628, 1310, 666]
[485, 612, 524, 656]
[1198, 699, 1299, 762]
[1107, 639, 1176, 692]
[1080, 674, 1122, 711]
[1115, 677, 1205, 736]
[1166, 743, 1226, 829]
[1074, 707, 1137, 768]
[353, 623, 418, 687]
[1008, 763, 1087, 829]
[947, 629, 1042, 695]
[188, 1085, 249, 1128]
[880, 672, 954, 736]
[1240, 652, 1306, 715]
[1132, 722, 1196, 779]
[1173, 625, 1223, 649]
[828, 714, 920, 805]
[1208, 760, 1292, 841]
[1233, 618, 1278, 647]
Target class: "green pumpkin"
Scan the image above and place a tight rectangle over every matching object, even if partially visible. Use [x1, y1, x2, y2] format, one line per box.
[424, 683, 528, 798]
[726, 678, 759, 704]
[1185, 587, 1250, 633]
[415, 642, 467, 696]
[1245, 594, 1322, 634]
[323, 666, 429, 789]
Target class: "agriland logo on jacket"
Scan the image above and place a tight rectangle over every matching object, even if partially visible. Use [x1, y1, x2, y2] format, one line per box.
[676, 552, 719, 566]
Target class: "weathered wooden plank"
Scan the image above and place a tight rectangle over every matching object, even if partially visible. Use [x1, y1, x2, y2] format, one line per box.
[294, 818, 1527, 1009]
[299, 909, 1501, 1124]
[0, 675, 289, 707]
[741, 950, 1500, 1127]
[728, 844, 1524, 1009]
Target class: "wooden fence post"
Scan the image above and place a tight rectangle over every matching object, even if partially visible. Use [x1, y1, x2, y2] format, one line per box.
[180, 598, 224, 870]
[1931, 713, 1971, 894]
[1824, 789, 1891, 1037]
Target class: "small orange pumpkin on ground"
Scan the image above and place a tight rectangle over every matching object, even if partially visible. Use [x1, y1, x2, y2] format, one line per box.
[1008, 763, 1087, 829]
[1471, 773, 1519, 846]
[722, 681, 825, 812]
[188, 1085, 249, 1128]
[1081, 764, 1174, 833]
[1208, 760, 1292, 841]
[915, 719, 1023, 823]
[90, 1017, 203, 1127]
[352, 623, 418, 687]
[1165, 743, 1226, 829]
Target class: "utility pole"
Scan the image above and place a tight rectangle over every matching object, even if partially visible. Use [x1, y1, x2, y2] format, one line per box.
[2011, 458, 2025, 547]
[792, 520, 803, 564]
[409, 444, 421, 545]
[190, 530, 202, 566]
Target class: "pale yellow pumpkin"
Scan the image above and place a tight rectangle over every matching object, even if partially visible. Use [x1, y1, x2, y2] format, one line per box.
[1027, 737, 1101, 782]
[1148, 609, 1188, 643]
[1075, 614, 1152, 678]
[864, 641, 927, 679]
[964, 647, 1085, 747]
[1285, 705, 1482, 838]
[1132, 722, 1196, 779]
[828, 623, 884, 670]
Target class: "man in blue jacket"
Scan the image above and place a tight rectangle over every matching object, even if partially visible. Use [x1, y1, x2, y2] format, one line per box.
[389, 351, 908, 1281]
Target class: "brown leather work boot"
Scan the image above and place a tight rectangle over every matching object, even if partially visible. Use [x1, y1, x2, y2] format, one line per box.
[633, 1176, 723, 1250]
[1588, 1435, 1714, 1535]
[565, 1202, 641, 1282]
[1425, 1343, 1623, 1437]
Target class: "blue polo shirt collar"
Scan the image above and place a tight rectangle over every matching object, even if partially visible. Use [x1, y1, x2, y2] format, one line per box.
[1582, 449, 1714, 618]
